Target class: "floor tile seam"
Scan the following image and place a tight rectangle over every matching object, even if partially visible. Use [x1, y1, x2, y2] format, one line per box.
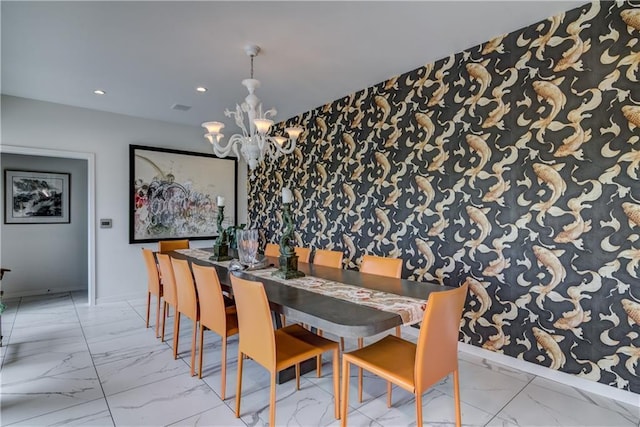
[163, 401, 244, 427]
[71, 291, 117, 427]
[0, 395, 110, 427]
[0, 297, 22, 367]
[326, 406, 379, 427]
[526, 378, 640, 424]
[101, 370, 193, 398]
[483, 373, 538, 426]
[529, 377, 640, 421]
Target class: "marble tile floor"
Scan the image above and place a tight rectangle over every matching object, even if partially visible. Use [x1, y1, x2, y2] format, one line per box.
[0, 292, 638, 427]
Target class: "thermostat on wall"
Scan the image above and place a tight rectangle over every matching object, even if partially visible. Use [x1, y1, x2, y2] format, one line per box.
[100, 219, 112, 228]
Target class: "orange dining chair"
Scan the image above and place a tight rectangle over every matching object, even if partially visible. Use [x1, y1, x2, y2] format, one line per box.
[312, 248, 344, 344]
[294, 246, 311, 263]
[264, 242, 279, 257]
[171, 258, 200, 376]
[313, 249, 344, 269]
[353, 254, 403, 402]
[158, 239, 190, 253]
[156, 254, 179, 346]
[340, 282, 469, 427]
[230, 274, 340, 426]
[192, 263, 239, 399]
[142, 248, 163, 338]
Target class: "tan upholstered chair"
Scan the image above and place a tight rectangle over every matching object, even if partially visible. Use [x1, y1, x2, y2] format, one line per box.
[230, 274, 340, 426]
[294, 246, 311, 263]
[354, 254, 403, 401]
[264, 242, 279, 257]
[156, 254, 179, 345]
[192, 263, 239, 399]
[171, 258, 200, 376]
[340, 283, 469, 427]
[313, 249, 344, 269]
[360, 254, 402, 278]
[142, 248, 163, 338]
[312, 248, 344, 361]
[158, 239, 190, 253]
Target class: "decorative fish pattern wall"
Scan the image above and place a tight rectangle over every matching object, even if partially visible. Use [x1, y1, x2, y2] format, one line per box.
[248, 2, 640, 393]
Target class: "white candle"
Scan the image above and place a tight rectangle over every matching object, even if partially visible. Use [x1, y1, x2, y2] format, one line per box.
[217, 196, 225, 207]
[282, 187, 293, 204]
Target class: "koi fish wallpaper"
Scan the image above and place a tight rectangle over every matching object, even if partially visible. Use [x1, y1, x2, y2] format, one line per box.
[248, 1, 640, 393]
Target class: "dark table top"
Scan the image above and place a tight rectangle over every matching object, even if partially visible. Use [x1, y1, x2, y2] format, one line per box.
[169, 248, 450, 338]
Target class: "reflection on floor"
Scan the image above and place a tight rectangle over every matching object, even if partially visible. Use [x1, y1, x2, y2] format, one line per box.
[0, 292, 638, 426]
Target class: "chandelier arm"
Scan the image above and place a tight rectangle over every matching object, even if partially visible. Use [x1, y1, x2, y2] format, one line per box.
[225, 106, 249, 138]
[212, 133, 242, 158]
[268, 136, 297, 155]
[262, 108, 278, 120]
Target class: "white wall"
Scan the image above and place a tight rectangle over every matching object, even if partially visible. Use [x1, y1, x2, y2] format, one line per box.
[1, 154, 88, 297]
[0, 95, 248, 302]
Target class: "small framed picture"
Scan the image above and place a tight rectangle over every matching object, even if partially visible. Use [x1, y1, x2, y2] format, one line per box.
[4, 170, 70, 224]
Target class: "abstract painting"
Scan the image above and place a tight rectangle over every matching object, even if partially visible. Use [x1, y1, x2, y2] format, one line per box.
[4, 170, 70, 224]
[129, 145, 237, 243]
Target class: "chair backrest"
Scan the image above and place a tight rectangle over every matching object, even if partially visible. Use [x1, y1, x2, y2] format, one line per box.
[264, 242, 279, 257]
[171, 258, 198, 320]
[415, 282, 468, 392]
[230, 274, 276, 369]
[360, 254, 402, 278]
[313, 249, 343, 269]
[192, 263, 227, 336]
[156, 253, 178, 306]
[158, 239, 190, 254]
[142, 248, 161, 295]
[295, 246, 311, 263]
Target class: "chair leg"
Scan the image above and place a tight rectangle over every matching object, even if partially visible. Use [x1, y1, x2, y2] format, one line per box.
[454, 369, 462, 427]
[190, 319, 197, 376]
[317, 354, 322, 378]
[270, 371, 277, 427]
[387, 381, 392, 408]
[145, 291, 151, 328]
[161, 302, 167, 342]
[221, 335, 228, 400]
[332, 348, 340, 420]
[295, 363, 300, 390]
[155, 295, 162, 338]
[235, 349, 243, 417]
[357, 337, 364, 403]
[340, 358, 350, 427]
[198, 324, 205, 379]
[395, 325, 401, 338]
[173, 312, 181, 360]
[416, 391, 423, 426]
[340, 336, 345, 351]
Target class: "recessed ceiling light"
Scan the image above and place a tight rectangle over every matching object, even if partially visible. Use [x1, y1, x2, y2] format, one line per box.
[93, 89, 106, 95]
[196, 86, 207, 93]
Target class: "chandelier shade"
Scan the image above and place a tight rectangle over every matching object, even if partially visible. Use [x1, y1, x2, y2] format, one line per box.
[201, 44, 303, 170]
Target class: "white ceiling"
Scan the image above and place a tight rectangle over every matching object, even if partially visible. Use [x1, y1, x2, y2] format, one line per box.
[2, 1, 585, 131]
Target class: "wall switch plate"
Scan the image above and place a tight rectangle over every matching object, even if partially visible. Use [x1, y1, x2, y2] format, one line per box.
[100, 218, 112, 228]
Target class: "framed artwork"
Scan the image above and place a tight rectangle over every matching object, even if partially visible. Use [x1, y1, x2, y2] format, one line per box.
[129, 145, 237, 244]
[4, 170, 71, 224]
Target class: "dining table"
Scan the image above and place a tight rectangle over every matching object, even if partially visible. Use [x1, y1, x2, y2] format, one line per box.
[169, 247, 452, 382]
[169, 248, 450, 339]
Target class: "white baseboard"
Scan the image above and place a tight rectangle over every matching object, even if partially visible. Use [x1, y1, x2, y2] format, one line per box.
[2, 287, 85, 300]
[459, 342, 640, 407]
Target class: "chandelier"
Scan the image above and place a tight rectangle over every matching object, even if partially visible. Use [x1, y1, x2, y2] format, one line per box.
[201, 44, 303, 170]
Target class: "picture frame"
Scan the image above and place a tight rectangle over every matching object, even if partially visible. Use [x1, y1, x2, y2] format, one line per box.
[4, 170, 71, 224]
[129, 144, 237, 244]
